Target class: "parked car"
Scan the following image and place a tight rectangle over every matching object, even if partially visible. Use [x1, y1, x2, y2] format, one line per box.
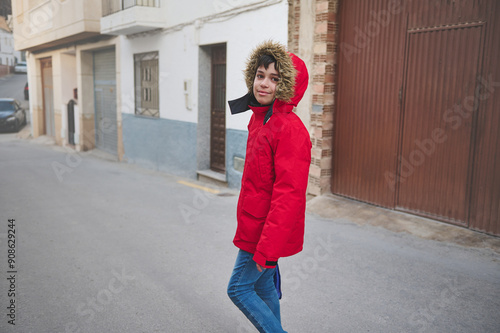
[0, 98, 27, 132]
[24, 82, 29, 100]
[14, 62, 27, 74]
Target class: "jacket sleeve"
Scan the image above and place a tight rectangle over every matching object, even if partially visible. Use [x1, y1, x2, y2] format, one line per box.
[253, 122, 312, 268]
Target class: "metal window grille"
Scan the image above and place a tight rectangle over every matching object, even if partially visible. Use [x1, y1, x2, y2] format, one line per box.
[134, 51, 159, 118]
[102, 0, 160, 17]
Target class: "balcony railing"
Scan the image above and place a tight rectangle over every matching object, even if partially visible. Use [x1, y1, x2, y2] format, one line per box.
[102, 0, 160, 17]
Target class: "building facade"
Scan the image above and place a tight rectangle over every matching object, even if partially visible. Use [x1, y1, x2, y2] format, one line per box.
[291, 0, 500, 236]
[0, 16, 16, 76]
[13, 0, 498, 236]
[12, 0, 292, 189]
[12, 0, 122, 157]
[103, 0, 290, 187]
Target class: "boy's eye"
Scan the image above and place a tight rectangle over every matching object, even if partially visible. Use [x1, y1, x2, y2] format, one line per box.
[255, 74, 280, 82]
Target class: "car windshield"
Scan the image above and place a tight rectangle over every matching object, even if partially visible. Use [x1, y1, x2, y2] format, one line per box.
[0, 101, 15, 111]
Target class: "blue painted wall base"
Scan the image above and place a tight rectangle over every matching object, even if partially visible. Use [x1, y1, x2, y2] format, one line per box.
[122, 114, 248, 189]
[122, 114, 198, 179]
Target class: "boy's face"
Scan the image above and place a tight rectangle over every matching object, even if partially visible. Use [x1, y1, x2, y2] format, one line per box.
[253, 63, 279, 105]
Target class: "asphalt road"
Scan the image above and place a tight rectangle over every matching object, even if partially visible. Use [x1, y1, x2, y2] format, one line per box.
[0, 74, 30, 134]
[0, 73, 28, 104]
[0, 138, 499, 333]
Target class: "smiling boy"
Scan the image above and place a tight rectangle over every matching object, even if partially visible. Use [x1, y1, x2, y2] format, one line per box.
[254, 60, 280, 106]
[227, 41, 311, 332]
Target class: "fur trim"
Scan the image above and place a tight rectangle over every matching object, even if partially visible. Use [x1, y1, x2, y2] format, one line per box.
[244, 40, 296, 103]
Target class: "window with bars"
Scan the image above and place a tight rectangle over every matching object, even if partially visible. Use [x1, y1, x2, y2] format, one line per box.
[134, 51, 159, 117]
[102, 0, 159, 16]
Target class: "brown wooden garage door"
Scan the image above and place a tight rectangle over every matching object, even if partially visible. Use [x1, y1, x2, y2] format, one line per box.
[333, 0, 500, 235]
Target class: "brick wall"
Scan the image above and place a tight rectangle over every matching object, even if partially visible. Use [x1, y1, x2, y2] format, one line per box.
[289, 0, 339, 196]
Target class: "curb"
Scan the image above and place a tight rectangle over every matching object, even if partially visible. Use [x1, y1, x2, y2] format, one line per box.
[306, 193, 500, 255]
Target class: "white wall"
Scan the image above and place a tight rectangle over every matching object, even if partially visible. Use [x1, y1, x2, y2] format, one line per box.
[120, 0, 289, 131]
[0, 30, 16, 65]
[60, 53, 77, 102]
[13, 0, 102, 51]
[164, 0, 269, 28]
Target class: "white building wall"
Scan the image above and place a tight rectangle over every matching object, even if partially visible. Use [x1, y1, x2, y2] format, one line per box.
[0, 29, 16, 66]
[120, 0, 289, 131]
[60, 53, 77, 103]
[197, 2, 289, 131]
[118, 0, 289, 186]
[164, 0, 274, 28]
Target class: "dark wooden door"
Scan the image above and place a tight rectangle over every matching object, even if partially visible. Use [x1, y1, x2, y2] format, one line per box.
[210, 45, 226, 173]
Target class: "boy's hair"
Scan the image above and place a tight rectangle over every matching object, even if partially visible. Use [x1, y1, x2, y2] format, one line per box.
[256, 54, 278, 73]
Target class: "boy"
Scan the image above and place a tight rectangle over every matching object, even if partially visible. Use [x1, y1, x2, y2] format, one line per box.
[227, 41, 311, 332]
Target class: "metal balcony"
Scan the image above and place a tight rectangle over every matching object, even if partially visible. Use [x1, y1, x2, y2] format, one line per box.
[101, 0, 164, 35]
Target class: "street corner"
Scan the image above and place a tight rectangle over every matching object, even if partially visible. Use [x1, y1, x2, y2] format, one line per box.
[306, 193, 500, 255]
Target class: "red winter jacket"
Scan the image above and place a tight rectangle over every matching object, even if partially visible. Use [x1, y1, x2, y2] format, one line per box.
[229, 52, 311, 268]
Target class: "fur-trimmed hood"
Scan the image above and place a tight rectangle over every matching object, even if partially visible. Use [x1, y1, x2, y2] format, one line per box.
[244, 40, 296, 102]
[229, 41, 309, 115]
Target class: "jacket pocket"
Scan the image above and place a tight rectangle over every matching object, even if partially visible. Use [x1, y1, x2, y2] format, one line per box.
[257, 147, 275, 185]
[242, 195, 271, 219]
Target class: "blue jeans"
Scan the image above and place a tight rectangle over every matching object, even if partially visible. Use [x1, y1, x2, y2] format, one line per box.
[227, 250, 287, 333]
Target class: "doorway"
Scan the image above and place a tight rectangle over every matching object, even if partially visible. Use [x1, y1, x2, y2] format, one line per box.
[93, 48, 117, 156]
[40, 58, 54, 136]
[210, 44, 227, 173]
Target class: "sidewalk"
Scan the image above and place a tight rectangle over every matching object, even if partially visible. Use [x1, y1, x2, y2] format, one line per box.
[307, 194, 500, 255]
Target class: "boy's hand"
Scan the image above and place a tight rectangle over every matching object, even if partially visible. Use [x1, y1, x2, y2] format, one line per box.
[256, 263, 265, 272]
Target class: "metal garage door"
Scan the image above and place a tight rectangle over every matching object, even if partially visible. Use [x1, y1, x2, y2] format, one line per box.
[333, 0, 406, 208]
[398, 24, 484, 225]
[334, 0, 500, 235]
[93, 49, 117, 156]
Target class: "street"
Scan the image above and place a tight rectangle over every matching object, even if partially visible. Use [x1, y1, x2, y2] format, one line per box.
[0, 137, 499, 333]
[0, 73, 28, 106]
[0, 73, 30, 136]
